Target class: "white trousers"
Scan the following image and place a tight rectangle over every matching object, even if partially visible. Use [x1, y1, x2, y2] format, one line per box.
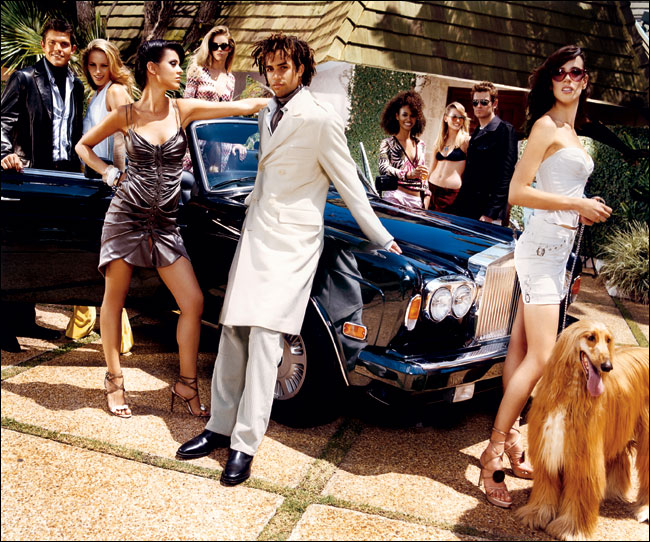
[205, 325, 284, 456]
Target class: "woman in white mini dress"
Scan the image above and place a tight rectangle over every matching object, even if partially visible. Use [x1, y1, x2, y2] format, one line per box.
[477, 45, 612, 508]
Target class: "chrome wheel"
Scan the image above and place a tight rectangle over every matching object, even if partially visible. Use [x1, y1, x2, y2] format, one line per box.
[275, 334, 307, 400]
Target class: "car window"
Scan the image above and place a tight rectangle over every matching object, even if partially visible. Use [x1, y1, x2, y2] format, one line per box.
[191, 120, 375, 197]
[193, 121, 259, 191]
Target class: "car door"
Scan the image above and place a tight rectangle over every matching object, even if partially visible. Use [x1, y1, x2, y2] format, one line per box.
[1, 167, 112, 305]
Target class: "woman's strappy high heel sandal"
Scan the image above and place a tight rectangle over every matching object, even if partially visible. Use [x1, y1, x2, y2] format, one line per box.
[104, 371, 132, 418]
[503, 426, 534, 479]
[478, 427, 512, 509]
[170, 376, 209, 417]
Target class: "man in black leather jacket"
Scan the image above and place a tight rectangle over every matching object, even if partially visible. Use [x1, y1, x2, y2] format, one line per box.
[0, 19, 84, 352]
[451, 81, 518, 226]
[1, 19, 84, 172]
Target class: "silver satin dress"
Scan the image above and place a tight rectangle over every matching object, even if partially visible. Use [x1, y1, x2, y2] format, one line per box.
[98, 103, 190, 275]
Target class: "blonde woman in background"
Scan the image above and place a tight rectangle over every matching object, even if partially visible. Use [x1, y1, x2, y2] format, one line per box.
[66, 39, 135, 353]
[182, 25, 246, 172]
[427, 102, 470, 212]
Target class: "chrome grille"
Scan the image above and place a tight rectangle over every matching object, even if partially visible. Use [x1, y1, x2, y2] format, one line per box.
[469, 243, 519, 341]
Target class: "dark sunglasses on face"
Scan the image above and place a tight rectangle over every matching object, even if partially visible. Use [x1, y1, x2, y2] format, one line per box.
[551, 67, 587, 82]
[448, 115, 465, 120]
[210, 42, 231, 52]
[472, 99, 491, 107]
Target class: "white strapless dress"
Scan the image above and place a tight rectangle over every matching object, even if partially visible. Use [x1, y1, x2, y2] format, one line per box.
[515, 147, 594, 305]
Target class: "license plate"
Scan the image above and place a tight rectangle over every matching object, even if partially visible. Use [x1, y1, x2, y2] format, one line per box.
[452, 383, 475, 402]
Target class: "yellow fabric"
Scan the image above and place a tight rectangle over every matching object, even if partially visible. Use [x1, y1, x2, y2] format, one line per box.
[65, 306, 96, 339]
[65, 306, 133, 354]
[120, 308, 133, 354]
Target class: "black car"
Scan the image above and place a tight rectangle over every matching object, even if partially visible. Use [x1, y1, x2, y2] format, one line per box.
[1, 118, 581, 426]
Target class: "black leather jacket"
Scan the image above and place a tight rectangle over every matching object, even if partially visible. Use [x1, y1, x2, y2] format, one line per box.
[451, 116, 518, 223]
[1, 59, 84, 170]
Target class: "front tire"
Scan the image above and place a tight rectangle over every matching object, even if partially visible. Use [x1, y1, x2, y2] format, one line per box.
[271, 303, 346, 427]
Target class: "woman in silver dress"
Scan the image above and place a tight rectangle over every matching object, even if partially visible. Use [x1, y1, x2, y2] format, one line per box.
[76, 40, 268, 419]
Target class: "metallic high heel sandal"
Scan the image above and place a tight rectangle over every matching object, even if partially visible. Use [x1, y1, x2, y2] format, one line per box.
[502, 426, 534, 479]
[104, 371, 132, 418]
[170, 376, 209, 417]
[478, 427, 512, 509]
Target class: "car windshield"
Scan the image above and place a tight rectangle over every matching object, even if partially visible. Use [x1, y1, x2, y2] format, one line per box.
[193, 121, 259, 191]
[192, 119, 375, 195]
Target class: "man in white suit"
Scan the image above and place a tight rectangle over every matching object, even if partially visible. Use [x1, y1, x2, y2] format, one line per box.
[177, 34, 401, 485]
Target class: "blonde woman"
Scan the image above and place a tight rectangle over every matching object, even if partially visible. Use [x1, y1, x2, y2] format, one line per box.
[427, 102, 470, 212]
[66, 39, 136, 352]
[182, 25, 245, 172]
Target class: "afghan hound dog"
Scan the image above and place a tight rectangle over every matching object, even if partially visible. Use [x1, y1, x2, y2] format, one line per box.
[516, 320, 649, 541]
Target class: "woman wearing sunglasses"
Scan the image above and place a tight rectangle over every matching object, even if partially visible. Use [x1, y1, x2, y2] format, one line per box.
[182, 25, 245, 172]
[476, 45, 611, 509]
[427, 102, 470, 212]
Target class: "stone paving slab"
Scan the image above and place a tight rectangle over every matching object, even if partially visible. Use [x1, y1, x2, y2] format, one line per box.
[322, 414, 649, 541]
[287, 504, 486, 541]
[0, 342, 340, 488]
[567, 301, 637, 345]
[1, 305, 72, 367]
[576, 274, 617, 307]
[1, 428, 283, 541]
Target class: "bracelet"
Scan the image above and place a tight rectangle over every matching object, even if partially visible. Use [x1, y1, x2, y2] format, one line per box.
[102, 165, 122, 187]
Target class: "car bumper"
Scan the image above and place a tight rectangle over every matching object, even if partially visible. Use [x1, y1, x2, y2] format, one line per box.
[352, 339, 507, 393]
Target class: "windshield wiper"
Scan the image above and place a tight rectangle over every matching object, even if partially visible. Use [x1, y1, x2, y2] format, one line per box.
[210, 176, 256, 192]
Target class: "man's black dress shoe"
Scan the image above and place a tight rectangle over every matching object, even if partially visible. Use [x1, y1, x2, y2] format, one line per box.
[176, 430, 230, 459]
[221, 449, 254, 486]
[1, 332, 22, 353]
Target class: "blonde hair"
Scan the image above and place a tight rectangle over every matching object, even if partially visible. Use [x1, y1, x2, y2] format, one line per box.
[433, 102, 470, 153]
[189, 25, 235, 76]
[81, 39, 134, 95]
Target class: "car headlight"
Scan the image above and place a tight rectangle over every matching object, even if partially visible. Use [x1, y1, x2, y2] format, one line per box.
[423, 276, 476, 322]
[429, 288, 452, 321]
[452, 284, 473, 318]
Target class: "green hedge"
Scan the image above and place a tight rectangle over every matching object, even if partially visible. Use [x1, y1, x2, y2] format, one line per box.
[345, 66, 415, 182]
[586, 126, 649, 257]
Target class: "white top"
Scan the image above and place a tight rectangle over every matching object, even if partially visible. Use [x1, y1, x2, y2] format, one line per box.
[533, 147, 594, 228]
[83, 81, 113, 161]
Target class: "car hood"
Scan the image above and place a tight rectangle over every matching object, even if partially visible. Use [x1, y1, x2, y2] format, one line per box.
[324, 195, 516, 274]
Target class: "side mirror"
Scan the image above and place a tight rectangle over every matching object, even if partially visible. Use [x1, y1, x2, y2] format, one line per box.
[375, 175, 398, 193]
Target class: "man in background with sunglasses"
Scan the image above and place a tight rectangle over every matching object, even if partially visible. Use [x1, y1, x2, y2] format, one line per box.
[451, 81, 517, 226]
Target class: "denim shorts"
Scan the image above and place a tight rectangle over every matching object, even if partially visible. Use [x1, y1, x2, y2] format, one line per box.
[515, 215, 576, 305]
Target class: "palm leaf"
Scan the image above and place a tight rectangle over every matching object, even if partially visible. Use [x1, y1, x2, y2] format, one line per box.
[0, 1, 49, 72]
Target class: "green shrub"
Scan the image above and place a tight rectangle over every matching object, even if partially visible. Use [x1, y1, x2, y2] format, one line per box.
[587, 126, 649, 257]
[598, 221, 649, 304]
[345, 66, 415, 181]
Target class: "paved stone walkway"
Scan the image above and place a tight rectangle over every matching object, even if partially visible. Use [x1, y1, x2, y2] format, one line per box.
[1, 273, 648, 540]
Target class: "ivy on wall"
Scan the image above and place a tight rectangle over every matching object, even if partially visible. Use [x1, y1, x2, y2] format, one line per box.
[587, 126, 649, 256]
[345, 65, 415, 182]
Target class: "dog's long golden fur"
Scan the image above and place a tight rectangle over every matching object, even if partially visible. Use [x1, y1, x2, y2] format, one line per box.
[516, 320, 649, 541]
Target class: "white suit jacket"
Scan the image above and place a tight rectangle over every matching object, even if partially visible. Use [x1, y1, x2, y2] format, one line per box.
[219, 88, 393, 334]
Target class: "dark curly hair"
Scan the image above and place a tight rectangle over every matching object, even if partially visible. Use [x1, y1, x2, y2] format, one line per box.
[380, 90, 426, 137]
[134, 39, 185, 90]
[251, 33, 316, 87]
[526, 45, 591, 132]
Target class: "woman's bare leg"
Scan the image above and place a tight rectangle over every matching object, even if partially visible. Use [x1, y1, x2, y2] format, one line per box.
[101, 259, 133, 416]
[157, 257, 205, 414]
